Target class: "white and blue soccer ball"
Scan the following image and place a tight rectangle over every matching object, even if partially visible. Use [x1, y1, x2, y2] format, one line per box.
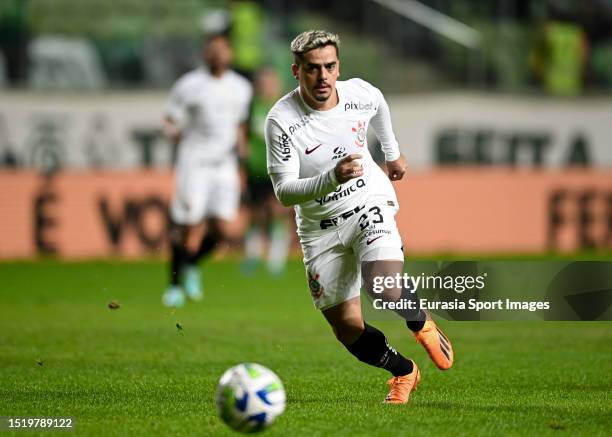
[215, 363, 286, 433]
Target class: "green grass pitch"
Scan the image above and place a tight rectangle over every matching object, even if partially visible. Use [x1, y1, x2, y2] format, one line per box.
[1, 259, 611, 436]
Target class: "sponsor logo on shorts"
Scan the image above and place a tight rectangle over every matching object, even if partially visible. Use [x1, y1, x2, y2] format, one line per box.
[344, 101, 375, 111]
[315, 178, 366, 205]
[332, 146, 347, 160]
[305, 143, 322, 155]
[288, 115, 311, 136]
[277, 133, 291, 162]
[359, 228, 392, 243]
[366, 235, 384, 245]
[307, 271, 324, 300]
[352, 121, 366, 147]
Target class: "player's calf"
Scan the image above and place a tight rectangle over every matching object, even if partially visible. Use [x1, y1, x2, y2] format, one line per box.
[343, 323, 420, 404]
[362, 260, 425, 322]
[362, 261, 453, 370]
[344, 323, 414, 376]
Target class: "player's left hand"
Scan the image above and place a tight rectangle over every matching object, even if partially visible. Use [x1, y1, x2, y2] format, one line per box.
[386, 155, 407, 181]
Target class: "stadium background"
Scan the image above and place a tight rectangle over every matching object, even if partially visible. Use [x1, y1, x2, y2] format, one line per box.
[1, 1, 611, 435]
[1, 0, 611, 258]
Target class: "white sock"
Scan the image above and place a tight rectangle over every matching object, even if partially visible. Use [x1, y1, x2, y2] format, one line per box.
[267, 221, 289, 275]
[245, 226, 264, 261]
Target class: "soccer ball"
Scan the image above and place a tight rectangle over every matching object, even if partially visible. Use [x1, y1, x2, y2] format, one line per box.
[215, 363, 286, 433]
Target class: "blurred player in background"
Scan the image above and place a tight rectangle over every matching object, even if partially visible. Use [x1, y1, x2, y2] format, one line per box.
[242, 67, 291, 277]
[162, 33, 252, 308]
[265, 30, 453, 404]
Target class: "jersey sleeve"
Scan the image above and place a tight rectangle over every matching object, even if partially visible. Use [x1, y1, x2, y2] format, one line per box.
[269, 171, 339, 207]
[265, 116, 338, 206]
[238, 80, 254, 123]
[265, 117, 300, 174]
[165, 78, 188, 124]
[369, 85, 401, 162]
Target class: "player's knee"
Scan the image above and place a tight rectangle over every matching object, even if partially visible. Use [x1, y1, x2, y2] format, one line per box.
[210, 219, 234, 241]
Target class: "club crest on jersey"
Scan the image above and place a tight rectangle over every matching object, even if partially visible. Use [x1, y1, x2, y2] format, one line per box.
[307, 271, 324, 299]
[332, 146, 347, 160]
[352, 121, 366, 147]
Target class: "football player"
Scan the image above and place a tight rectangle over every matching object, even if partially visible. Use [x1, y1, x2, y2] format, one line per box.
[162, 33, 252, 307]
[265, 30, 453, 403]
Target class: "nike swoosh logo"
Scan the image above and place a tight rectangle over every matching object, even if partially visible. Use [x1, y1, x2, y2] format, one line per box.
[366, 236, 383, 245]
[305, 144, 322, 155]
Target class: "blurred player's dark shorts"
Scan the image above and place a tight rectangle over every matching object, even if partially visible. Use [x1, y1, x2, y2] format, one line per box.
[245, 175, 275, 206]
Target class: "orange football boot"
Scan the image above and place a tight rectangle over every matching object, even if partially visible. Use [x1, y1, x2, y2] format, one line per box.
[414, 319, 454, 370]
[384, 362, 421, 404]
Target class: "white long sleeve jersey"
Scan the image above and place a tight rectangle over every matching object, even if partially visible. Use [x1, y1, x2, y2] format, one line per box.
[265, 78, 401, 236]
[166, 67, 252, 165]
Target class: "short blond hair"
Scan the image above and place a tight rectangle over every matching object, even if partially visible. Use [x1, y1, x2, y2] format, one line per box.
[290, 30, 340, 64]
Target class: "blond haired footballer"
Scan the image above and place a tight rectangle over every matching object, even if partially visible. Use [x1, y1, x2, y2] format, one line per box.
[265, 31, 454, 404]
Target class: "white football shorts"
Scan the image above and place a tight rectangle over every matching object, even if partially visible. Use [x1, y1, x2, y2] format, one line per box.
[300, 198, 404, 310]
[170, 160, 240, 225]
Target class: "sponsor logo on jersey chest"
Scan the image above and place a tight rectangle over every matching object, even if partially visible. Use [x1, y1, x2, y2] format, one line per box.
[305, 144, 322, 155]
[288, 115, 311, 135]
[344, 101, 375, 111]
[332, 146, 347, 160]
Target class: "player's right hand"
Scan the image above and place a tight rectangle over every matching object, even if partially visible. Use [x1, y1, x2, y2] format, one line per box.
[163, 116, 183, 145]
[334, 154, 363, 183]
